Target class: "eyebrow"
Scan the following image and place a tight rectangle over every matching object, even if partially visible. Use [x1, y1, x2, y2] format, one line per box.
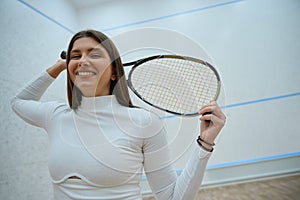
[70, 47, 105, 54]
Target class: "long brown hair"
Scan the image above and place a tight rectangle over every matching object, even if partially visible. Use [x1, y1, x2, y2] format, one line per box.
[66, 30, 134, 109]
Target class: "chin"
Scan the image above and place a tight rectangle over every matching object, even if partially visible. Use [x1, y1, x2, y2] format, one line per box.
[75, 85, 95, 95]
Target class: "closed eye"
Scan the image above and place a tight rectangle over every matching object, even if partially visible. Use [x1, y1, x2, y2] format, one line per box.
[70, 54, 81, 59]
[89, 53, 101, 58]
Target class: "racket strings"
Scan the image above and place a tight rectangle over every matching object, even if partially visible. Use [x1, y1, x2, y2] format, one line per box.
[151, 59, 193, 112]
[130, 57, 219, 115]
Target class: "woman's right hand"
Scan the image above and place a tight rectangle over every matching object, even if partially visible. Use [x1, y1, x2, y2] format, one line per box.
[47, 59, 67, 78]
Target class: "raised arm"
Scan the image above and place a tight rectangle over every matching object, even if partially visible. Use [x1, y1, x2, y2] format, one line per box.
[10, 59, 66, 128]
[46, 59, 66, 79]
[143, 103, 225, 200]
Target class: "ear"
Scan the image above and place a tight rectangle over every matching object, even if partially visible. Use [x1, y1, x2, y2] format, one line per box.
[111, 68, 117, 81]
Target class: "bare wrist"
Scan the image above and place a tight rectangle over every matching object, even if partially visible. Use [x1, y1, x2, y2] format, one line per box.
[47, 61, 66, 78]
[197, 136, 214, 152]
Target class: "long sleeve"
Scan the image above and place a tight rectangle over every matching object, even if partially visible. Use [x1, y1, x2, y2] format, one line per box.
[172, 146, 211, 199]
[143, 118, 211, 200]
[10, 71, 61, 129]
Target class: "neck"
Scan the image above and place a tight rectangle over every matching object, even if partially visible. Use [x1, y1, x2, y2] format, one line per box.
[79, 95, 118, 111]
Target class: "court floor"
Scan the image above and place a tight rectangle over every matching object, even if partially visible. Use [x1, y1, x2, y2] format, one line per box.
[143, 175, 300, 200]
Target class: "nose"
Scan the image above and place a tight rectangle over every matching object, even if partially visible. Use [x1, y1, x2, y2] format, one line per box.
[78, 54, 88, 67]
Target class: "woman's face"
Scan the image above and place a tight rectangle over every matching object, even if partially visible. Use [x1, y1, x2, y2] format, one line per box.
[68, 37, 116, 97]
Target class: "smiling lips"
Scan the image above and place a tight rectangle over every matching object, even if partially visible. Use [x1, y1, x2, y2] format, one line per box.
[76, 71, 96, 77]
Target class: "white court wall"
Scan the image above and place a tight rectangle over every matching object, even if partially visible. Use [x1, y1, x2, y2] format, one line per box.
[1, 0, 300, 199]
[1, 0, 75, 199]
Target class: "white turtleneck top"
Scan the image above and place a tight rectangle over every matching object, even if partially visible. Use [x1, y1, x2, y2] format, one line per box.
[11, 71, 211, 200]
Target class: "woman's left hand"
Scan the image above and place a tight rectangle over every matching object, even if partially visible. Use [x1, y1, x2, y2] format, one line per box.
[198, 101, 226, 146]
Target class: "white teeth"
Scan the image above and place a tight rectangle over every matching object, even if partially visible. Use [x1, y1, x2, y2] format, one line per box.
[77, 72, 95, 76]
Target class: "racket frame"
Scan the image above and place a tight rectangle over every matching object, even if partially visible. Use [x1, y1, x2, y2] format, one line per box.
[125, 55, 221, 117]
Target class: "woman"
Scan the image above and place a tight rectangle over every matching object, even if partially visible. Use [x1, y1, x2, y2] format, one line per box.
[11, 30, 226, 200]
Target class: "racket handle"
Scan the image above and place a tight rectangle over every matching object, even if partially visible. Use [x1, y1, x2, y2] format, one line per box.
[60, 51, 66, 59]
[203, 112, 212, 123]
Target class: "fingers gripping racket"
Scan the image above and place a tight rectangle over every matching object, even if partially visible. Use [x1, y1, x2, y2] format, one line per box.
[60, 51, 221, 117]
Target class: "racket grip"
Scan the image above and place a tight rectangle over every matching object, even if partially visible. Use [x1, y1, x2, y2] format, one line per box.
[60, 51, 66, 59]
[203, 112, 212, 123]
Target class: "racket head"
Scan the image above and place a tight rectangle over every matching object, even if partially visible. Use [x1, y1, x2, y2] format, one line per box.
[127, 55, 221, 116]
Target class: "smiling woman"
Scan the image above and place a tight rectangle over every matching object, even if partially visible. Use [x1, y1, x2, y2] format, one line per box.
[10, 29, 226, 200]
[68, 37, 116, 97]
[64, 30, 134, 110]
